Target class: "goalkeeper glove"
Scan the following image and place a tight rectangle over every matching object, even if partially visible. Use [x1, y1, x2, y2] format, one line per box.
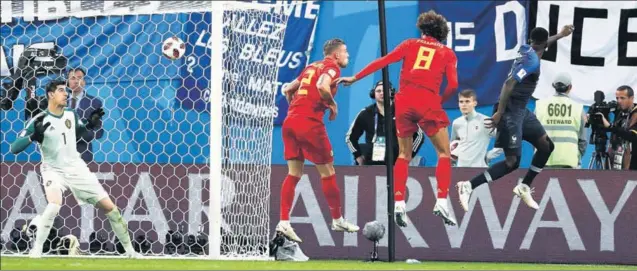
[85, 108, 105, 130]
[30, 115, 51, 144]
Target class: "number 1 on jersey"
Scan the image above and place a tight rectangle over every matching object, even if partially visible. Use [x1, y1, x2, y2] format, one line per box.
[298, 69, 316, 96]
[413, 46, 436, 70]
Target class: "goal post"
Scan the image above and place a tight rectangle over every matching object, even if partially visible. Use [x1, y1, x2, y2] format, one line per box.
[0, 0, 291, 260]
[209, 1, 224, 260]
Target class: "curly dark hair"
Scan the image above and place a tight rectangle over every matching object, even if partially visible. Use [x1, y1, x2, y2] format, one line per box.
[416, 10, 449, 42]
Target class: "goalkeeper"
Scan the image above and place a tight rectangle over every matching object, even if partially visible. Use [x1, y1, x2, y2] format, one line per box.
[10, 80, 140, 258]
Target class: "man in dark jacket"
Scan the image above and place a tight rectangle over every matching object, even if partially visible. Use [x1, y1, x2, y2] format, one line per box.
[346, 80, 425, 165]
[67, 68, 104, 163]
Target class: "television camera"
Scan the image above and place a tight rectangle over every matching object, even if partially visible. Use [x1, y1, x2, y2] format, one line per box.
[585, 90, 618, 169]
[0, 44, 67, 120]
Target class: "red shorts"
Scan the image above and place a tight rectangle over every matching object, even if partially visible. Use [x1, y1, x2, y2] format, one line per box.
[394, 90, 450, 138]
[282, 116, 334, 164]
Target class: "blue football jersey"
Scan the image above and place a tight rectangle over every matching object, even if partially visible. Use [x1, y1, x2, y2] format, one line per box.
[506, 44, 541, 111]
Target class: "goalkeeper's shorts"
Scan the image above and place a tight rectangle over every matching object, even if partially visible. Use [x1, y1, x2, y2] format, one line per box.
[41, 165, 109, 206]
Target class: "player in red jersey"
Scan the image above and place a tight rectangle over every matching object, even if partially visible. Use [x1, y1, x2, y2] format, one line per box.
[276, 38, 360, 243]
[337, 11, 459, 227]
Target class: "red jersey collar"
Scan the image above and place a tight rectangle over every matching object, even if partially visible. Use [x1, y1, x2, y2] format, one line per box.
[422, 35, 441, 43]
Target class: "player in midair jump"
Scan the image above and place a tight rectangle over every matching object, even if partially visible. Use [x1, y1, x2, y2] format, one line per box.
[10, 80, 139, 258]
[337, 10, 459, 227]
[276, 39, 359, 243]
[456, 25, 574, 212]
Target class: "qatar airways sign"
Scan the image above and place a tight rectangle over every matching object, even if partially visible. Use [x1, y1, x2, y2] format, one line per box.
[270, 167, 637, 264]
[1, 163, 635, 264]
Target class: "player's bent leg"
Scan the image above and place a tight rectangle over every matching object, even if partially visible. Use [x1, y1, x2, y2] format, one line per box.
[460, 150, 521, 212]
[95, 197, 140, 258]
[522, 134, 554, 186]
[427, 127, 456, 226]
[428, 127, 452, 199]
[394, 135, 413, 228]
[514, 134, 554, 210]
[464, 155, 521, 213]
[31, 172, 65, 258]
[276, 160, 304, 243]
[315, 163, 359, 233]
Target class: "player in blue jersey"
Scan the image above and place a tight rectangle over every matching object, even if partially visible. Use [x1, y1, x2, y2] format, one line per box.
[457, 25, 574, 211]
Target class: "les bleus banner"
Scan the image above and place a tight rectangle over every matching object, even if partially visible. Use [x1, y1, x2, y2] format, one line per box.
[175, 0, 322, 126]
[0, 0, 322, 126]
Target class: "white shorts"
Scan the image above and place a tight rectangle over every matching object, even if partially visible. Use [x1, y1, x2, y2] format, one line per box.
[41, 166, 109, 206]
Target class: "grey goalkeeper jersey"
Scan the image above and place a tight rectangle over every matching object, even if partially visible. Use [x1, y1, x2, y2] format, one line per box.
[14, 109, 88, 170]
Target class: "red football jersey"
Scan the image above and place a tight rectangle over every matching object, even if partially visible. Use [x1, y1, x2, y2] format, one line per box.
[354, 36, 458, 101]
[287, 58, 341, 121]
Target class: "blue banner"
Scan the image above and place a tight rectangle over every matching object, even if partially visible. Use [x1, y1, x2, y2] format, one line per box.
[418, 1, 530, 108]
[174, 1, 322, 125]
[1, 1, 321, 164]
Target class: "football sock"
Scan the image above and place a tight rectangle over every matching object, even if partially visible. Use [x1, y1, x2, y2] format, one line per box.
[436, 157, 451, 199]
[321, 175, 342, 219]
[393, 158, 409, 202]
[522, 152, 549, 186]
[106, 207, 134, 253]
[34, 203, 61, 252]
[280, 175, 301, 220]
[470, 160, 514, 189]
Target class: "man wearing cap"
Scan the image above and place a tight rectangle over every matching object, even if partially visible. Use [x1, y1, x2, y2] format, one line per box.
[535, 72, 587, 168]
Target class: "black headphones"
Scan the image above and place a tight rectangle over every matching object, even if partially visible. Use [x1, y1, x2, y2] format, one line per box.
[369, 80, 396, 99]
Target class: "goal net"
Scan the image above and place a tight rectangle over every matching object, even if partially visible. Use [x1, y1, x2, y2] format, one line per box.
[0, 0, 290, 259]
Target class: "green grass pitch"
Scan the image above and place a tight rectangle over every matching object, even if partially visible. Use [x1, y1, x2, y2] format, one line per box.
[1, 257, 636, 270]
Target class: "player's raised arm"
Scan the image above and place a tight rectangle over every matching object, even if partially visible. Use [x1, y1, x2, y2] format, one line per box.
[441, 53, 459, 103]
[282, 79, 300, 103]
[10, 113, 49, 154]
[546, 25, 574, 48]
[337, 40, 410, 86]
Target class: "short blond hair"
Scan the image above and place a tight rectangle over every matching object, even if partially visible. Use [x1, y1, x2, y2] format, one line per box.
[323, 38, 345, 56]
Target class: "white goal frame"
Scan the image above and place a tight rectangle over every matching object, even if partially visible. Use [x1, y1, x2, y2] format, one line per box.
[1, 0, 292, 261]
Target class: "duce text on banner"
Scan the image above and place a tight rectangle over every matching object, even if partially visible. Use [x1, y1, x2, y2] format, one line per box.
[533, 1, 637, 105]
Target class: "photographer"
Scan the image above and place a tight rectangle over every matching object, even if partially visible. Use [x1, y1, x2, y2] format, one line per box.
[594, 86, 637, 170]
[346, 80, 425, 165]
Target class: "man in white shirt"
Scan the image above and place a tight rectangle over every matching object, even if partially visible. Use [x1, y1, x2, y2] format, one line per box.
[450, 89, 503, 167]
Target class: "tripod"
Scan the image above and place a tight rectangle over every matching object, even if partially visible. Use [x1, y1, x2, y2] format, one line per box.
[588, 150, 611, 170]
[588, 134, 611, 170]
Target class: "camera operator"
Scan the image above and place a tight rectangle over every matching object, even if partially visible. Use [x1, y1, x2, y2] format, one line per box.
[346, 80, 425, 165]
[593, 86, 637, 170]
